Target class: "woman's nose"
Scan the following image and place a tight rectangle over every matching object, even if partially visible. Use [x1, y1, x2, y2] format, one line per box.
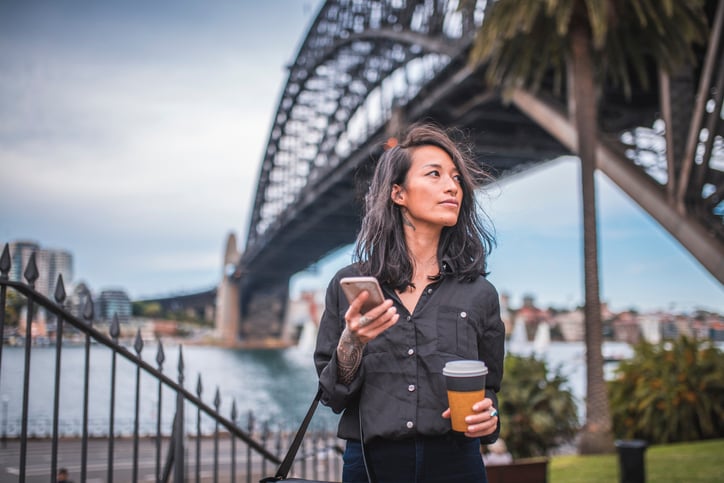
[445, 176, 458, 193]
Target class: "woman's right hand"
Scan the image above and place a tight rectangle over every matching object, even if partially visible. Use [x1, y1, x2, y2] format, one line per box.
[344, 290, 399, 344]
[336, 291, 398, 385]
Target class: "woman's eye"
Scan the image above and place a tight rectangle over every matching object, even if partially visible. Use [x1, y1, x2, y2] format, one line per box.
[427, 170, 440, 177]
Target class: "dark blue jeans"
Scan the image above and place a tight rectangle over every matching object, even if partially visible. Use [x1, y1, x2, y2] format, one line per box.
[342, 434, 488, 483]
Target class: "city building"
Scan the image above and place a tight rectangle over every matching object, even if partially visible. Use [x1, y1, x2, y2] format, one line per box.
[98, 289, 132, 322]
[8, 240, 38, 283]
[7, 240, 74, 328]
[554, 309, 585, 342]
[7, 240, 73, 298]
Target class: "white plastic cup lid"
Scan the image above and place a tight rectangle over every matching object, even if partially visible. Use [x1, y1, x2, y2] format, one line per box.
[442, 360, 488, 377]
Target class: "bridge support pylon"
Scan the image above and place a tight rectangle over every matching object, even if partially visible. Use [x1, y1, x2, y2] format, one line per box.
[215, 232, 241, 345]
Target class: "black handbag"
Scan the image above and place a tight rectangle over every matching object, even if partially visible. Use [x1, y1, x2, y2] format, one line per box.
[260, 388, 337, 483]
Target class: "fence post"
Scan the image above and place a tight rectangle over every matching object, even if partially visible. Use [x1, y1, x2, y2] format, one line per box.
[174, 347, 185, 483]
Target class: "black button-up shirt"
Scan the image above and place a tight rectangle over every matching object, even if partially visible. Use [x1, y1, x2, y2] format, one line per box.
[314, 263, 505, 444]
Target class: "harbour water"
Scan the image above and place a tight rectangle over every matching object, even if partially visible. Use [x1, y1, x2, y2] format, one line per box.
[0, 341, 335, 438]
[0, 327, 634, 439]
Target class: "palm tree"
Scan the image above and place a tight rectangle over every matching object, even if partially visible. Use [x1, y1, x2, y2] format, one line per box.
[466, 0, 707, 453]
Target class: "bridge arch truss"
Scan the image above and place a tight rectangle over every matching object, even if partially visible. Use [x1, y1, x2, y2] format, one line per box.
[247, 0, 487, 249]
[233, 0, 723, 342]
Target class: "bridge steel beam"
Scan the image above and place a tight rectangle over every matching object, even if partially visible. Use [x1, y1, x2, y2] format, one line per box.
[236, 0, 722, 345]
[511, 88, 724, 284]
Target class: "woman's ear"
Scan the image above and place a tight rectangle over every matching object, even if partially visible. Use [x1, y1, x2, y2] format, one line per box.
[391, 184, 405, 206]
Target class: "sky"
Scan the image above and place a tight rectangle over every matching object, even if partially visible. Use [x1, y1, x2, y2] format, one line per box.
[1, 1, 722, 315]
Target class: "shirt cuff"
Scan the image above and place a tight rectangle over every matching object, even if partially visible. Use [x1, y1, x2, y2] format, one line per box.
[318, 349, 364, 413]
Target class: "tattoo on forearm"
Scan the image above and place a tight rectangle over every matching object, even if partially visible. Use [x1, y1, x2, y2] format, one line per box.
[337, 327, 364, 385]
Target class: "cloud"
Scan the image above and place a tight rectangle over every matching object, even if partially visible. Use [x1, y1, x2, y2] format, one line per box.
[0, 0, 319, 298]
[133, 250, 222, 273]
[481, 158, 581, 238]
[2, 0, 721, 313]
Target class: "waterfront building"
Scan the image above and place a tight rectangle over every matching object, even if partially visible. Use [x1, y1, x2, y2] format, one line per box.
[711, 321, 724, 342]
[499, 292, 513, 335]
[554, 309, 585, 342]
[7, 240, 74, 328]
[98, 289, 132, 322]
[8, 240, 39, 283]
[638, 313, 662, 343]
[67, 281, 93, 320]
[7, 240, 73, 298]
[612, 311, 642, 345]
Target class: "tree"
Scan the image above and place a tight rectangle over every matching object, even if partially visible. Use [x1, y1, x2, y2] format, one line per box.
[499, 354, 579, 459]
[133, 301, 162, 318]
[467, 0, 707, 453]
[3, 288, 25, 326]
[609, 336, 724, 443]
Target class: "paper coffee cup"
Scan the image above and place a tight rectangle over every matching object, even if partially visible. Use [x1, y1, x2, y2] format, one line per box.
[443, 360, 488, 432]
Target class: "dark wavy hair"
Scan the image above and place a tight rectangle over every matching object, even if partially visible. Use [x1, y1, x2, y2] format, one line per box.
[353, 122, 496, 291]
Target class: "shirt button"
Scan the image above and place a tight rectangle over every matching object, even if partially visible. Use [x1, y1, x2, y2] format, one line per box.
[408, 384, 416, 392]
[407, 348, 415, 356]
[460, 311, 467, 318]
[406, 421, 414, 429]
[406, 315, 411, 321]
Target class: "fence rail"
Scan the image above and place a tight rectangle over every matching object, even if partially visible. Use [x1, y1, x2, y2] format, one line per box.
[0, 243, 343, 482]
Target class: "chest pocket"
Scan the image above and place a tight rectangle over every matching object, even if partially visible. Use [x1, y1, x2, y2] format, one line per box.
[436, 305, 477, 358]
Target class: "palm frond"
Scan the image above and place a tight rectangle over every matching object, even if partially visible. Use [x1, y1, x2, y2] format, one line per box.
[469, 0, 709, 99]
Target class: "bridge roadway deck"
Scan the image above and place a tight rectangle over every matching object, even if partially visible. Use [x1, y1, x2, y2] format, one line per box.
[0, 436, 343, 482]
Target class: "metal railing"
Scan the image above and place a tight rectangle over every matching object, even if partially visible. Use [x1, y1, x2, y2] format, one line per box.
[0, 243, 343, 482]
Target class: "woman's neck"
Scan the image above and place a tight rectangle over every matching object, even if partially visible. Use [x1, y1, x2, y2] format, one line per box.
[404, 227, 441, 278]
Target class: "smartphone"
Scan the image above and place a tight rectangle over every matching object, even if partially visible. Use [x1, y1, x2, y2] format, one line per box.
[339, 276, 385, 316]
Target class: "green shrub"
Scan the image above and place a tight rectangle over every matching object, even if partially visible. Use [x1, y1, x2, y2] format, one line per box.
[499, 354, 580, 459]
[609, 336, 724, 443]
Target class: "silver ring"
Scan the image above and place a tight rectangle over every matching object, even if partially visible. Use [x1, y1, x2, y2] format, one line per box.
[358, 315, 370, 326]
[489, 408, 498, 418]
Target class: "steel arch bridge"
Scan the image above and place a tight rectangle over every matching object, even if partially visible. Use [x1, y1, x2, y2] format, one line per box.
[224, 0, 723, 345]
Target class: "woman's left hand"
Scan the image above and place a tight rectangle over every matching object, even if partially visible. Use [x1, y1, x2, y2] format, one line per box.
[441, 397, 498, 438]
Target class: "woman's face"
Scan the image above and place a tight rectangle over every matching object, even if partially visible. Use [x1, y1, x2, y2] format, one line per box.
[391, 145, 463, 230]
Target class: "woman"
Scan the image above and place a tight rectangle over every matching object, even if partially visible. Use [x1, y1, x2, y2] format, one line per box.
[314, 123, 505, 482]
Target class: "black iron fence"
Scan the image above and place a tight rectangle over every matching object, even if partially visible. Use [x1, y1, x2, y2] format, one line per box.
[0, 243, 343, 482]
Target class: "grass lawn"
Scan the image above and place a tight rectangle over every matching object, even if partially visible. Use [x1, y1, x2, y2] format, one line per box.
[549, 438, 724, 482]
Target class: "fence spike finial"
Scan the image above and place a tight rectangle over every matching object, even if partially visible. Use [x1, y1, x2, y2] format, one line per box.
[156, 339, 165, 368]
[134, 328, 143, 354]
[54, 274, 66, 304]
[24, 252, 39, 287]
[196, 373, 203, 397]
[82, 293, 94, 324]
[231, 399, 238, 421]
[214, 386, 221, 409]
[110, 313, 120, 341]
[0, 244, 10, 279]
[177, 346, 184, 384]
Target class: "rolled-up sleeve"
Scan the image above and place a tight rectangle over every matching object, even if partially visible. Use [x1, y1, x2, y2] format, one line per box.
[314, 273, 364, 413]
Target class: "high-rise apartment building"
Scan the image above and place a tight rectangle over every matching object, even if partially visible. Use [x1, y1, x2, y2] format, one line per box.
[7, 240, 74, 297]
[8, 240, 39, 283]
[98, 289, 132, 322]
[49, 249, 73, 296]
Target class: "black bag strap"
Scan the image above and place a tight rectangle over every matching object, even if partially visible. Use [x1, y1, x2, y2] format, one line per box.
[359, 407, 376, 483]
[270, 387, 323, 480]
